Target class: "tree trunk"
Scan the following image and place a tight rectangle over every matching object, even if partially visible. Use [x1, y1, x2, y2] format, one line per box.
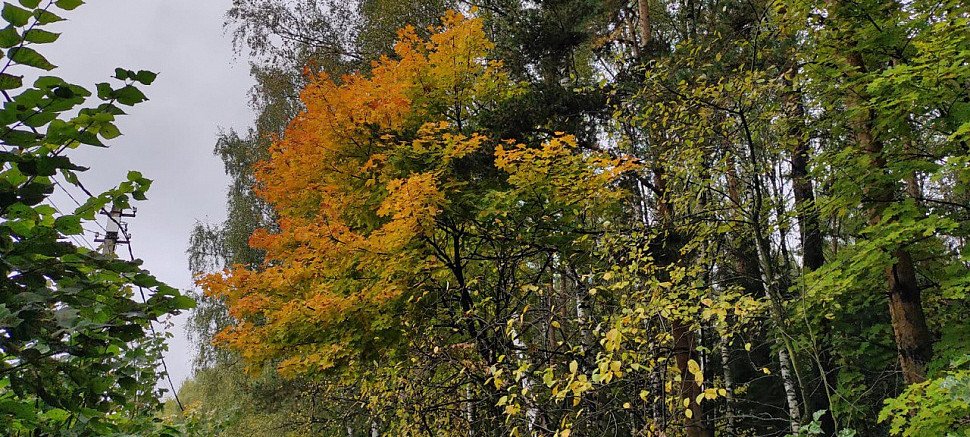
[886, 249, 933, 383]
[727, 153, 805, 432]
[777, 348, 802, 434]
[718, 335, 736, 436]
[673, 319, 706, 437]
[653, 165, 710, 437]
[638, 0, 652, 48]
[783, 73, 837, 434]
[787, 94, 824, 272]
[465, 384, 475, 437]
[509, 323, 538, 431]
[753, 226, 804, 433]
[838, 45, 934, 384]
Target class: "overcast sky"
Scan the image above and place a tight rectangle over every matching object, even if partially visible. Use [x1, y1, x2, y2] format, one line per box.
[43, 1, 255, 393]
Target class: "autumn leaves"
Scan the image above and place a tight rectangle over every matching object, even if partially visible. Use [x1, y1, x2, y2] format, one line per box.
[201, 13, 634, 386]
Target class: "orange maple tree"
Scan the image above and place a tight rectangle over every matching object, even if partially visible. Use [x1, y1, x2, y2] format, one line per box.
[199, 11, 636, 379]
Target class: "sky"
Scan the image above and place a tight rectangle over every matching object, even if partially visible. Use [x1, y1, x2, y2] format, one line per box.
[42, 1, 255, 393]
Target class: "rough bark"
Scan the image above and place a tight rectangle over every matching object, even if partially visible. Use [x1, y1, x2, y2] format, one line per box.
[638, 3, 707, 432]
[886, 249, 934, 383]
[465, 384, 475, 437]
[840, 46, 934, 384]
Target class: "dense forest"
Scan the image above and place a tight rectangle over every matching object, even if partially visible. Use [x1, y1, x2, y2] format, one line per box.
[175, 0, 970, 435]
[1, 0, 968, 435]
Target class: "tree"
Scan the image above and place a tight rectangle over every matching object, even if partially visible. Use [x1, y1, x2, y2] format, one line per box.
[0, 1, 193, 434]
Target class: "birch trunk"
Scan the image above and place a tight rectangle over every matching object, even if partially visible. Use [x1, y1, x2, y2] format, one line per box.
[509, 323, 538, 431]
[718, 328, 736, 435]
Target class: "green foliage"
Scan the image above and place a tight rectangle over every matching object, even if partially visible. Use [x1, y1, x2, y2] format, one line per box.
[880, 356, 970, 436]
[0, 1, 192, 434]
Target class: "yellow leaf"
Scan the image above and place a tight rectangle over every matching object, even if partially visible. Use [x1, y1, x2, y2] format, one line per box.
[687, 359, 701, 375]
[604, 328, 623, 352]
[687, 359, 704, 385]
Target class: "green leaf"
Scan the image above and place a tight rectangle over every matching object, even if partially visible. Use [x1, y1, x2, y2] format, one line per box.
[110, 323, 143, 342]
[170, 294, 196, 310]
[0, 72, 21, 89]
[8, 46, 54, 70]
[21, 109, 55, 127]
[75, 130, 103, 147]
[98, 122, 120, 139]
[113, 85, 147, 105]
[31, 8, 61, 24]
[0, 25, 20, 47]
[54, 0, 82, 10]
[23, 28, 57, 43]
[54, 214, 81, 234]
[7, 217, 34, 236]
[19, 155, 80, 176]
[117, 376, 137, 390]
[133, 70, 157, 85]
[0, 400, 36, 420]
[51, 85, 73, 98]
[1, 3, 31, 27]
[1, 128, 41, 146]
[95, 82, 112, 99]
[17, 0, 39, 8]
[32, 75, 62, 88]
[0, 304, 20, 328]
[96, 102, 124, 115]
[41, 408, 70, 423]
